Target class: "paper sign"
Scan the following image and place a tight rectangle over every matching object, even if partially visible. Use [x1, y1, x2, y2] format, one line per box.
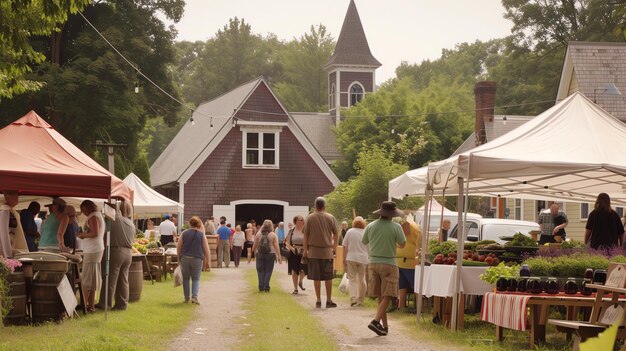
[600, 304, 624, 326]
[57, 275, 78, 317]
[606, 265, 626, 288]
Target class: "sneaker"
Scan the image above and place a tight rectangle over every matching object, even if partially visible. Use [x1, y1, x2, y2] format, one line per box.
[191, 297, 200, 305]
[326, 301, 337, 308]
[368, 319, 387, 336]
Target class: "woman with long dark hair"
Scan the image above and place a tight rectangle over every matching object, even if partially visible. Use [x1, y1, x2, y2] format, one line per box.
[285, 215, 308, 294]
[585, 193, 625, 249]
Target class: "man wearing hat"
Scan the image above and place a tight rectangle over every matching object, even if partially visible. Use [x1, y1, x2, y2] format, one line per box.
[39, 197, 70, 252]
[362, 201, 406, 336]
[159, 214, 177, 246]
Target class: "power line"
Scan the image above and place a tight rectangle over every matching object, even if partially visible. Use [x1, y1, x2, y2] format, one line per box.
[77, 10, 217, 122]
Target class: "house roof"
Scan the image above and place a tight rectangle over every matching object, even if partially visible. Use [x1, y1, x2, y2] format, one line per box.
[150, 78, 260, 187]
[324, 0, 381, 69]
[290, 112, 341, 162]
[453, 115, 532, 156]
[150, 77, 340, 187]
[557, 41, 626, 121]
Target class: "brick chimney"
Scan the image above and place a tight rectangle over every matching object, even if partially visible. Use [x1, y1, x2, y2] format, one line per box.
[474, 81, 497, 146]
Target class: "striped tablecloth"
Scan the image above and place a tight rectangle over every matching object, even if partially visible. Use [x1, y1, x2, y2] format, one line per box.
[481, 292, 532, 331]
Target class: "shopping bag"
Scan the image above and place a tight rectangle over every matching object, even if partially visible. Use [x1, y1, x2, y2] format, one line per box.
[174, 266, 183, 287]
[339, 272, 349, 294]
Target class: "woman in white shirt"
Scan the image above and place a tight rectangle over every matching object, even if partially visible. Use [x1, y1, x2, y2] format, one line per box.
[342, 216, 369, 307]
[232, 225, 245, 267]
[77, 200, 105, 312]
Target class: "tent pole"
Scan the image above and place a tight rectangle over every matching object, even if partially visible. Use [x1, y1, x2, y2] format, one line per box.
[451, 176, 464, 330]
[416, 187, 433, 326]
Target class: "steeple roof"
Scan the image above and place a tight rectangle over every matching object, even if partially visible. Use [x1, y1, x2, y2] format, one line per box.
[325, 0, 381, 69]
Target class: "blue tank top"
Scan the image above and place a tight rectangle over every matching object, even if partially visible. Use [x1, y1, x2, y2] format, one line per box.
[39, 214, 61, 247]
[181, 229, 204, 259]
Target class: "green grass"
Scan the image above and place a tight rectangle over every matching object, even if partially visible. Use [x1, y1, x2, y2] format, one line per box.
[236, 269, 339, 351]
[0, 271, 212, 351]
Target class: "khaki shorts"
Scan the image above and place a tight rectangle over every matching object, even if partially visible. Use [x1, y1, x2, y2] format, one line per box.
[307, 258, 334, 281]
[367, 263, 399, 298]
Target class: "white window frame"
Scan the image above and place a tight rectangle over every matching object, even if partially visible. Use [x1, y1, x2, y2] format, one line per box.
[514, 198, 522, 220]
[329, 83, 336, 109]
[241, 127, 281, 169]
[580, 203, 591, 220]
[348, 82, 364, 106]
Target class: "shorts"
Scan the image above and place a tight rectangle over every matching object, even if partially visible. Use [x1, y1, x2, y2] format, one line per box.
[307, 258, 334, 281]
[399, 268, 415, 291]
[367, 263, 399, 298]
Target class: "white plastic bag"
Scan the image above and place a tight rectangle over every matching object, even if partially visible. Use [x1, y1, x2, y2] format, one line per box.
[338, 273, 349, 294]
[173, 266, 183, 287]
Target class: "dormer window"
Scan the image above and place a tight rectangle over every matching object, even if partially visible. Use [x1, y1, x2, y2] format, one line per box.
[241, 126, 281, 168]
[349, 83, 364, 106]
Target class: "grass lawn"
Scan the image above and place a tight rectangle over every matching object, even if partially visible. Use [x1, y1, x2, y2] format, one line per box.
[236, 269, 339, 351]
[0, 271, 212, 351]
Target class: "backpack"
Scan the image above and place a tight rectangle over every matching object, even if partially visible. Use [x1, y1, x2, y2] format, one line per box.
[258, 232, 271, 254]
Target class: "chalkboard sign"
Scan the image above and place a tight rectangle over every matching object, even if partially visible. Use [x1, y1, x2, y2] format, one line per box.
[57, 275, 78, 317]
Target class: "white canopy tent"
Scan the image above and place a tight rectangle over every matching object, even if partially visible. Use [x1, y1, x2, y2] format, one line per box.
[415, 92, 626, 329]
[123, 173, 183, 217]
[388, 166, 428, 200]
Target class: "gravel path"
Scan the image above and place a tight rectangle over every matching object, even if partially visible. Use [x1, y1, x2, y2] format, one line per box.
[167, 263, 458, 351]
[168, 264, 252, 351]
[273, 266, 452, 351]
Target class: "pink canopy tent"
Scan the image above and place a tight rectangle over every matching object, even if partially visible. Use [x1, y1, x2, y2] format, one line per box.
[0, 111, 131, 201]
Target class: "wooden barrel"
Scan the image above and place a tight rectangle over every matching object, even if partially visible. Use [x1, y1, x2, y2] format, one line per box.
[207, 235, 218, 268]
[2, 270, 27, 326]
[31, 272, 65, 324]
[128, 259, 143, 302]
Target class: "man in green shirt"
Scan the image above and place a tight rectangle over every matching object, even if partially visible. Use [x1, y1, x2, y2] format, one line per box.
[362, 201, 406, 336]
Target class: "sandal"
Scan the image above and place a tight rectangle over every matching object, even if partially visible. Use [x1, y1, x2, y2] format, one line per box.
[292, 290, 298, 295]
[326, 301, 337, 308]
[299, 281, 306, 291]
[315, 301, 322, 308]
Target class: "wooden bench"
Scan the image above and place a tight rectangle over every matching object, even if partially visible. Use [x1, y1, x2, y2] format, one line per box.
[548, 319, 624, 351]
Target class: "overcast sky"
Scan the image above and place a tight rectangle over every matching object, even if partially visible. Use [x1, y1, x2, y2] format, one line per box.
[170, 0, 513, 84]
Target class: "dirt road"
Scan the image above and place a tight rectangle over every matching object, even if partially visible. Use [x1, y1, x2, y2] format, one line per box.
[168, 263, 452, 351]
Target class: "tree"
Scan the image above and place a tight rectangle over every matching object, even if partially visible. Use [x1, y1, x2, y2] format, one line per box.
[176, 17, 282, 105]
[325, 146, 420, 221]
[273, 24, 334, 112]
[0, 0, 91, 98]
[0, 0, 184, 179]
[502, 0, 626, 52]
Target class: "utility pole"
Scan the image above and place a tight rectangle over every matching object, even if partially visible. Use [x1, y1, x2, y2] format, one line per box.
[92, 140, 127, 174]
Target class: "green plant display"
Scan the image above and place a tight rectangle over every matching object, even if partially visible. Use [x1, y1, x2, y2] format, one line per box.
[479, 262, 520, 285]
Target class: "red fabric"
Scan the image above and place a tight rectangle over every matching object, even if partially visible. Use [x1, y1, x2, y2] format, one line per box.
[481, 292, 531, 330]
[0, 111, 132, 200]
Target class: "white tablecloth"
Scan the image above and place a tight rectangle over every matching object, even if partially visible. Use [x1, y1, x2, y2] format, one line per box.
[415, 265, 492, 297]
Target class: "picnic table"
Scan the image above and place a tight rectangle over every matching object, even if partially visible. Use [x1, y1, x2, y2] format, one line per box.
[481, 291, 611, 348]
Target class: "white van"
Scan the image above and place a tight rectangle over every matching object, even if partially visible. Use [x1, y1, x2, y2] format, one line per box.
[416, 212, 482, 239]
[447, 218, 540, 244]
